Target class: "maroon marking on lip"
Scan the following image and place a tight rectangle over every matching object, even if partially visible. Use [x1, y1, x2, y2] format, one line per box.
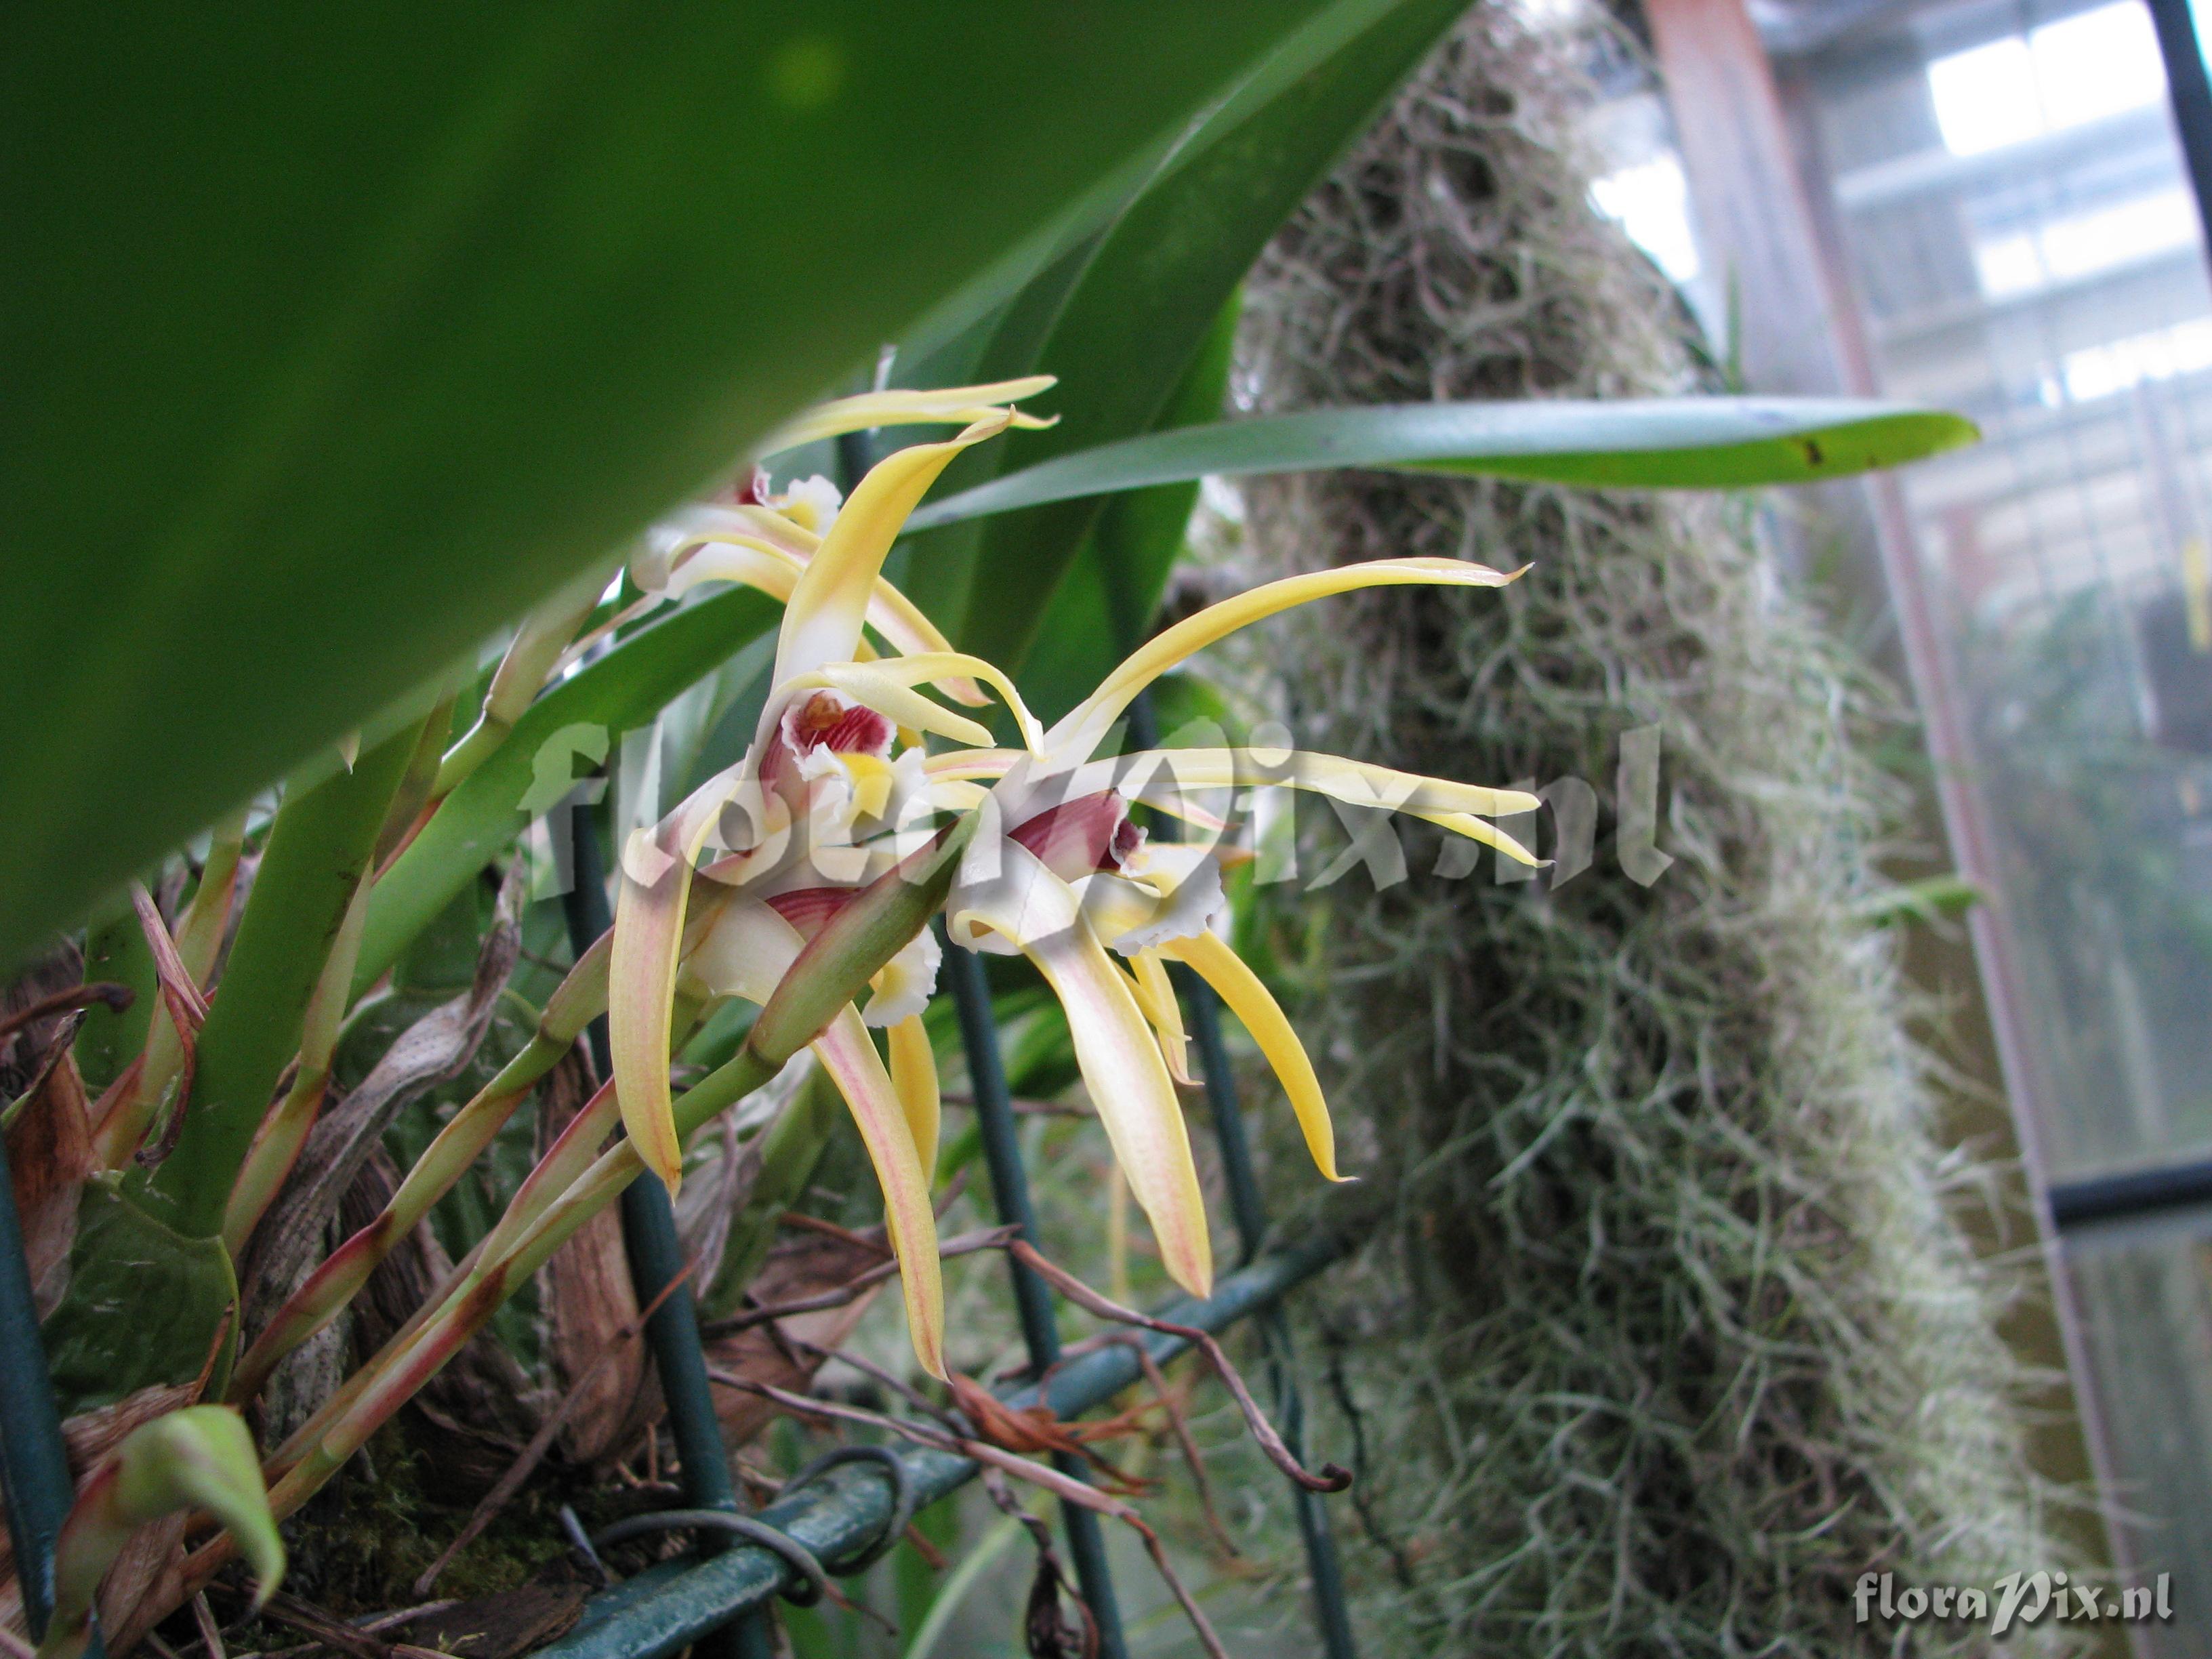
[1010, 793, 1141, 880]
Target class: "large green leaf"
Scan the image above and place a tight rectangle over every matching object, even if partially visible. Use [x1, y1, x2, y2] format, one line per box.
[1015, 291, 1242, 727]
[355, 587, 781, 992]
[0, 0, 1389, 977]
[909, 398, 1982, 531]
[939, 0, 1472, 672]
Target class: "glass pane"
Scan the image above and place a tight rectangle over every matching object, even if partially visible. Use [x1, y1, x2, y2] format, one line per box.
[1807, 0, 2212, 1181]
[2068, 1218, 2212, 1650]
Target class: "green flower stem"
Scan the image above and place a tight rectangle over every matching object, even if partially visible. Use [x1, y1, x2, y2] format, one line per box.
[176, 807, 251, 982]
[144, 720, 424, 1237]
[249, 814, 977, 1528]
[373, 684, 462, 869]
[227, 932, 611, 1406]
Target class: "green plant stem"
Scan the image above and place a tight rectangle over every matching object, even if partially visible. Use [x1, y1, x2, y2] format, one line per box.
[90, 807, 251, 1167]
[247, 815, 976, 1534]
[375, 686, 462, 869]
[262, 1045, 776, 1523]
[176, 807, 251, 981]
[434, 566, 609, 798]
[226, 934, 611, 1405]
[218, 876, 373, 1253]
[144, 720, 423, 1237]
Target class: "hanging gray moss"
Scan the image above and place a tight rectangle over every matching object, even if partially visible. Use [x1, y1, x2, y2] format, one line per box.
[1225, 7, 2076, 1654]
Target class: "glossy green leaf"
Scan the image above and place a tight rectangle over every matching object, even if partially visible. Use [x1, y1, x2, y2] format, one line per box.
[1, 0, 1379, 977]
[355, 587, 781, 994]
[41, 1182, 239, 1416]
[909, 398, 1983, 532]
[1016, 291, 1241, 727]
[942, 0, 1473, 672]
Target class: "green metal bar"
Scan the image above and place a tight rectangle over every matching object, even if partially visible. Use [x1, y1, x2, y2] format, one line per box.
[0, 1125, 95, 1653]
[1128, 682, 1359, 1659]
[535, 1235, 1345, 1659]
[942, 933, 1131, 1659]
[563, 805, 769, 1659]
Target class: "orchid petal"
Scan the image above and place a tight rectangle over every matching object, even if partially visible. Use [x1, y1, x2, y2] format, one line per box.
[887, 1014, 942, 1180]
[793, 663, 996, 749]
[811, 1005, 945, 1378]
[1160, 930, 1342, 1183]
[952, 843, 1212, 1297]
[925, 749, 1023, 781]
[686, 896, 804, 1006]
[1120, 747, 1539, 822]
[1128, 946, 1193, 1086]
[818, 651, 1048, 753]
[773, 412, 1017, 693]
[647, 512, 986, 704]
[609, 773, 749, 1193]
[1047, 558, 1523, 763]
[1420, 809, 1542, 866]
[923, 777, 991, 814]
[864, 924, 942, 1027]
[759, 376, 1057, 454]
[1081, 862, 1227, 956]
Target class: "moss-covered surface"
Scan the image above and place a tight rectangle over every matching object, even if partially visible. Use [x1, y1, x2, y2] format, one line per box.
[1221, 7, 2082, 1654]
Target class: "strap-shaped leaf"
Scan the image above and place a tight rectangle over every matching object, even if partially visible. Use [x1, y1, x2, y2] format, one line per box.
[909, 399, 1981, 535]
[0, 0, 1380, 977]
[935, 0, 1473, 673]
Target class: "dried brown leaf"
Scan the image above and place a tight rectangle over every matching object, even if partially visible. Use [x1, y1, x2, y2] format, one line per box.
[5, 1043, 94, 1316]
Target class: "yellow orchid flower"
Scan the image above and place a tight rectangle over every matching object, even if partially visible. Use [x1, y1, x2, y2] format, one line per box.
[932, 558, 1541, 1303]
[598, 372, 1543, 1378]
[605, 383, 1056, 1374]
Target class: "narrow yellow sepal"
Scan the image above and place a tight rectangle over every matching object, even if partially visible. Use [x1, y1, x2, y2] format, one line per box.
[1128, 747, 1539, 822]
[1049, 557, 1524, 763]
[758, 375, 1057, 455]
[888, 1015, 942, 1180]
[1127, 946, 1194, 1085]
[651, 514, 987, 703]
[609, 776, 747, 1194]
[1160, 930, 1343, 1183]
[811, 1006, 947, 1378]
[773, 412, 1017, 694]
[952, 844, 1212, 1298]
